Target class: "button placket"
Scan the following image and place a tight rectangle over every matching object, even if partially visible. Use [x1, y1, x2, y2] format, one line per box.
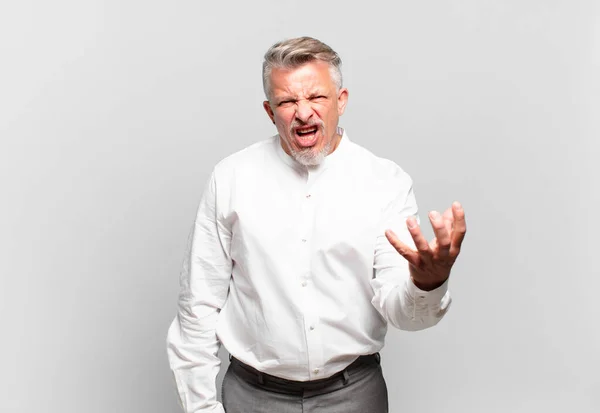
[300, 183, 313, 246]
[300, 172, 324, 379]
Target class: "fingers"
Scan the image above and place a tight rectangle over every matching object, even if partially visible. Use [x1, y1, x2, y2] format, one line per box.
[385, 229, 420, 267]
[405, 216, 433, 262]
[442, 207, 454, 234]
[385, 203, 466, 267]
[429, 211, 451, 256]
[450, 201, 467, 256]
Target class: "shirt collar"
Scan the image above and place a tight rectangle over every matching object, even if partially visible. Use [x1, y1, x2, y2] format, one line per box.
[275, 127, 350, 171]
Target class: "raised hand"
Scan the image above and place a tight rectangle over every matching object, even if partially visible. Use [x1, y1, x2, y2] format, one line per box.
[385, 201, 467, 291]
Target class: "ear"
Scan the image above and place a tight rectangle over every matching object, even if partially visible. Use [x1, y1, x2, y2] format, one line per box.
[336, 88, 349, 116]
[263, 100, 276, 124]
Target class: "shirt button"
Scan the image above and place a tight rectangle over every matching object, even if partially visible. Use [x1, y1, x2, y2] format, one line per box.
[301, 281, 307, 287]
[309, 325, 315, 331]
[301, 239, 307, 243]
[306, 194, 311, 198]
[313, 368, 320, 374]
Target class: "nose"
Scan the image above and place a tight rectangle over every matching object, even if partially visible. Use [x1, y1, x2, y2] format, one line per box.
[294, 100, 314, 123]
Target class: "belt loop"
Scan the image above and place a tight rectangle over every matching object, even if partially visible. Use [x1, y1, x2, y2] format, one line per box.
[342, 370, 350, 385]
[375, 352, 381, 364]
[228, 353, 233, 362]
[257, 372, 265, 385]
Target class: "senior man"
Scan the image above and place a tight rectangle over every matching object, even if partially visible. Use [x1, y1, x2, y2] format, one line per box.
[167, 36, 466, 413]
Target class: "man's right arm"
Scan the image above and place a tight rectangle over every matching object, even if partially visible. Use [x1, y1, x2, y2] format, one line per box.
[166, 170, 232, 413]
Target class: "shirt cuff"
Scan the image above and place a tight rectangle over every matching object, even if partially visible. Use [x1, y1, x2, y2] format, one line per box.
[407, 277, 450, 305]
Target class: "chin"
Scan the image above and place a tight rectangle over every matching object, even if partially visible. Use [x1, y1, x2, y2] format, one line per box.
[294, 153, 325, 166]
[291, 144, 329, 166]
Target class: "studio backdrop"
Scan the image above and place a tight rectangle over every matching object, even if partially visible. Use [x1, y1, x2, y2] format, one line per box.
[1, 1, 598, 412]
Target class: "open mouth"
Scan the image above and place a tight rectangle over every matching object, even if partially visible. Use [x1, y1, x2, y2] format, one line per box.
[294, 125, 319, 147]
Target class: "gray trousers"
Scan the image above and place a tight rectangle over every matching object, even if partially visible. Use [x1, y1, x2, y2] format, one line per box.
[222, 354, 389, 413]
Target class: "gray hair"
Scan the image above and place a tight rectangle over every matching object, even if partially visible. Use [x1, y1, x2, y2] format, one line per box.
[262, 36, 343, 100]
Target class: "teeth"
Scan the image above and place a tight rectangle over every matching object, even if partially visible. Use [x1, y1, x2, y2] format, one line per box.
[297, 127, 317, 136]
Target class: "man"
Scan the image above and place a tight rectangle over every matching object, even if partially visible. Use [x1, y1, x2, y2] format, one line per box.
[167, 36, 466, 413]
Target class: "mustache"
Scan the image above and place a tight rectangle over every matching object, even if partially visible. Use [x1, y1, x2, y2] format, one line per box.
[289, 120, 325, 133]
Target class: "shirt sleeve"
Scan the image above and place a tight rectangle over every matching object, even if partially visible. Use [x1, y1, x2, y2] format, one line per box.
[370, 173, 452, 331]
[166, 170, 232, 413]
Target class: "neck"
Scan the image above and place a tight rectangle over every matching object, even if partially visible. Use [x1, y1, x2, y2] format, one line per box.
[328, 132, 343, 154]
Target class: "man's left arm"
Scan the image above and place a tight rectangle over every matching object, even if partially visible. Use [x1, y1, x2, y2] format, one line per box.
[370, 177, 466, 331]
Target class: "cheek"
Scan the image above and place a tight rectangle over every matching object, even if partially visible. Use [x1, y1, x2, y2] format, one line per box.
[275, 110, 293, 126]
[316, 106, 335, 121]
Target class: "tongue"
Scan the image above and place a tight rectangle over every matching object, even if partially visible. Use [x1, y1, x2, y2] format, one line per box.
[296, 130, 318, 147]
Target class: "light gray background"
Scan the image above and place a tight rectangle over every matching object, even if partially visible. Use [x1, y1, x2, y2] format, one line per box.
[1, 1, 598, 412]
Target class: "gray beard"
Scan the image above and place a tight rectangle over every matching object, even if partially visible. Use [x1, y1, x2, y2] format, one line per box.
[289, 140, 332, 166]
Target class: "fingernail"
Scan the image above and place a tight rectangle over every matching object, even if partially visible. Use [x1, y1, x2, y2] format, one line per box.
[453, 201, 462, 210]
[407, 217, 418, 229]
[429, 211, 440, 220]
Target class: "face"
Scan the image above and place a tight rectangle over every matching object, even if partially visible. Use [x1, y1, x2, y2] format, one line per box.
[263, 60, 349, 166]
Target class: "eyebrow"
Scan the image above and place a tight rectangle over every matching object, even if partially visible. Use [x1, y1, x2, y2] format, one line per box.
[275, 90, 326, 103]
[276, 96, 296, 103]
[308, 90, 325, 97]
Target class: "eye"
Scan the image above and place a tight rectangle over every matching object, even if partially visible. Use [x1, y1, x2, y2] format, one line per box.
[310, 95, 327, 101]
[278, 100, 295, 107]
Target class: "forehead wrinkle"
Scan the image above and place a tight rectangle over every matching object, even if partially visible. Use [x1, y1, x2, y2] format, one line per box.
[269, 62, 335, 103]
[274, 80, 320, 101]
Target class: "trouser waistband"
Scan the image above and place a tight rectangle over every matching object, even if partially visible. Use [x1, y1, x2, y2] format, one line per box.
[229, 353, 381, 392]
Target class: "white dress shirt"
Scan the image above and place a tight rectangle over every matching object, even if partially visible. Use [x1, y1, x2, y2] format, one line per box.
[166, 128, 452, 413]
